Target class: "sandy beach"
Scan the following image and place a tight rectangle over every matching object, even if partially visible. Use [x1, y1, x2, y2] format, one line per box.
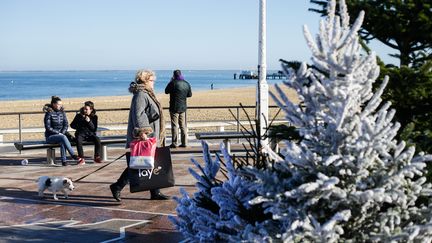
[0, 85, 298, 141]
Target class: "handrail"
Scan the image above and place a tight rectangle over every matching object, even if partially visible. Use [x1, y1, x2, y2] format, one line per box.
[0, 105, 284, 144]
[0, 105, 281, 116]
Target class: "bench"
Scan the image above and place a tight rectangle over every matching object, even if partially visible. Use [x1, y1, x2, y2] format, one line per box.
[14, 136, 126, 165]
[195, 131, 254, 154]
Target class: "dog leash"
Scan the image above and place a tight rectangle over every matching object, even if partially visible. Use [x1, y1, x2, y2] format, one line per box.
[74, 153, 126, 183]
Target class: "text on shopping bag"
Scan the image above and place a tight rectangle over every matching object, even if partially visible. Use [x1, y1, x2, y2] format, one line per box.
[137, 166, 163, 179]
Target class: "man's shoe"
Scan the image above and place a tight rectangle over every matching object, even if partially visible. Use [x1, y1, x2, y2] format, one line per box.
[110, 184, 121, 202]
[150, 192, 170, 200]
[72, 155, 79, 160]
[169, 144, 177, 149]
[77, 157, 86, 165]
[61, 161, 67, 166]
[179, 144, 187, 148]
[94, 156, 103, 163]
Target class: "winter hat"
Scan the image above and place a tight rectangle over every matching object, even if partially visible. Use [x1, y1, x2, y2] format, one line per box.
[173, 69, 184, 80]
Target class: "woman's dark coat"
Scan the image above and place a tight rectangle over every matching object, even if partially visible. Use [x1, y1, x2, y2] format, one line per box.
[43, 104, 68, 138]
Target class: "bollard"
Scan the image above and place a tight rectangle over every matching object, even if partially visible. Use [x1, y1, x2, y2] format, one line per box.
[101, 145, 108, 161]
[46, 148, 55, 165]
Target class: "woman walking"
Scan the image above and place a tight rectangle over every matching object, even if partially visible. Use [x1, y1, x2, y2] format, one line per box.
[70, 101, 102, 165]
[110, 69, 170, 201]
[43, 96, 78, 166]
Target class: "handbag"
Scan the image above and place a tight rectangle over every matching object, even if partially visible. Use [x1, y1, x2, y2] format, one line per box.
[65, 131, 76, 144]
[129, 146, 175, 193]
[129, 137, 157, 169]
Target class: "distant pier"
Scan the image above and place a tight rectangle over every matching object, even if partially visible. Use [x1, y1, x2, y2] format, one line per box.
[234, 71, 285, 80]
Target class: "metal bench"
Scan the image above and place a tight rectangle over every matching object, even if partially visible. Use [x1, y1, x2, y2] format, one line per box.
[195, 131, 254, 154]
[14, 136, 126, 165]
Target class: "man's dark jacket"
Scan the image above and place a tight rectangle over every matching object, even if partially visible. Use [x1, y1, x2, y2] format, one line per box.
[70, 108, 98, 138]
[165, 79, 192, 113]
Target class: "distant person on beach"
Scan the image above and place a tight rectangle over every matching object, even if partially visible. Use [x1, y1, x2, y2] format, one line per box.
[164, 69, 192, 148]
[110, 69, 170, 202]
[43, 96, 78, 166]
[70, 101, 102, 165]
[211, 83, 214, 90]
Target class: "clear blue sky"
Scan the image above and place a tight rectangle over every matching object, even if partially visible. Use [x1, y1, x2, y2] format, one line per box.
[0, 0, 396, 71]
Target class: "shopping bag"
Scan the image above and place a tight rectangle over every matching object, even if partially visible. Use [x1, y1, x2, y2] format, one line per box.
[129, 146, 175, 193]
[129, 137, 157, 169]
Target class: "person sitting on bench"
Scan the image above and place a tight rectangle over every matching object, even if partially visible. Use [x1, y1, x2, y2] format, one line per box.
[70, 101, 102, 165]
[43, 96, 78, 166]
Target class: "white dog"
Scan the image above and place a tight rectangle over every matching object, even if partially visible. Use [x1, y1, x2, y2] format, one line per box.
[36, 176, 75, 200]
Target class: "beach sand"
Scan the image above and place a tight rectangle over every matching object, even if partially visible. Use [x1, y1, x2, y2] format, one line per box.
[0, 85, 299, 141]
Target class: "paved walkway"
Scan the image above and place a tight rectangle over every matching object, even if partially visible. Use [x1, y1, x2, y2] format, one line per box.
[0, 145, 231, 242]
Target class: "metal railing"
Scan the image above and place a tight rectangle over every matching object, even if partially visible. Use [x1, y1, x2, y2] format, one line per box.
[0, 105, 284, 143]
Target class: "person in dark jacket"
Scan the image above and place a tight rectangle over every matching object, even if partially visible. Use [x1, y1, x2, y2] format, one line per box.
[164, 69, 192, 148]
[110, 69, 170, 202]
[43, 96, 78, 166]
[70, 101, 102, 165]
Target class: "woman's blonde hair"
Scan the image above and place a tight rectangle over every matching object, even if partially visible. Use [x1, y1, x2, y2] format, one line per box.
[135, 69, 155, 85]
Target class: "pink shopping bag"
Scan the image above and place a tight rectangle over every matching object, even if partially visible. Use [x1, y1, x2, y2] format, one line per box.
[129, 137, 157, 169]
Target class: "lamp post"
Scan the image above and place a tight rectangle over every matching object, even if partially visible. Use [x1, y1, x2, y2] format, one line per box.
[257, 0, 269, 148]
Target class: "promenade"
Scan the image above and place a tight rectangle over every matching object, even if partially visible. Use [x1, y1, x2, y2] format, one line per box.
[0, 143, 232, 242]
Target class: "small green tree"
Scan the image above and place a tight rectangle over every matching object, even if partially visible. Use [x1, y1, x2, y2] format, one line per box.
[378, 61, 432, 150]
[309, 0, 432, 67]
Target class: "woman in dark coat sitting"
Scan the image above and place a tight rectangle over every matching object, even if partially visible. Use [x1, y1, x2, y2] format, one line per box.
[43, 96, 78, 166]
[70, 101, 102, 165]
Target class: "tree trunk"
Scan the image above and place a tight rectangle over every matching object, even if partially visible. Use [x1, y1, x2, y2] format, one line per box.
[399, 45, 411, 67]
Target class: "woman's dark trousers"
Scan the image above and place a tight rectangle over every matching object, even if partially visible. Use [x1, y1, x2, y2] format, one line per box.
[76, 134, 101, 158]
[111, 152, 161, 195]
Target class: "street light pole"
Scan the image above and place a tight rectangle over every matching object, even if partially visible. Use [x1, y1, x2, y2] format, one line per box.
[257, 0, 269, 148]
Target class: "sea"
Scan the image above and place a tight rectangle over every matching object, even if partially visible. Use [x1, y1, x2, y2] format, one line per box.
[0, 70, 285, 101]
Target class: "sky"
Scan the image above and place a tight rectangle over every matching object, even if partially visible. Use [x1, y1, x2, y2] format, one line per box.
[0, 0, 397, 71]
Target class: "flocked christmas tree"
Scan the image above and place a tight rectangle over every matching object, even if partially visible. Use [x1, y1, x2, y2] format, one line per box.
[170, 0, 432, 241]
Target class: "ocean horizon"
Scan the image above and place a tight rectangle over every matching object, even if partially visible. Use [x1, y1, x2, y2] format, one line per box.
[0, 70, 285, 101]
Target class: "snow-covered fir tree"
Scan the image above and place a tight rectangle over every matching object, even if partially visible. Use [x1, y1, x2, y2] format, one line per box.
[169, 141, 277, 241]
[170, 0, 432, 241]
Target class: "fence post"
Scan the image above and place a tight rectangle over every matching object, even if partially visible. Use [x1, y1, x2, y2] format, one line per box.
[236, 107, 240, 143]
[236, 107, 240, 132]
[18, 113, 22, 143]
[185, 109, 188, 142]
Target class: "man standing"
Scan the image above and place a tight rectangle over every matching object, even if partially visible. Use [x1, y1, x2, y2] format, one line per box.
[165, 69, 192, 148]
